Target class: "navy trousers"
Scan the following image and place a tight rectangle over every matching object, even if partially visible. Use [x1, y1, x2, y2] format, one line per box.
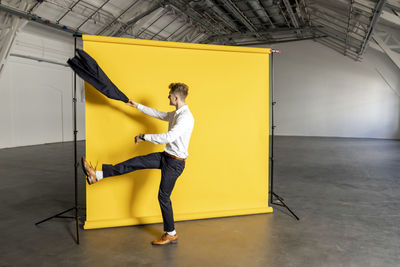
[102, 152, 185, 232]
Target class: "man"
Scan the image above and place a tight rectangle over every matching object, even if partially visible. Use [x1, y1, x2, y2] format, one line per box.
[82, 82, 195, 245]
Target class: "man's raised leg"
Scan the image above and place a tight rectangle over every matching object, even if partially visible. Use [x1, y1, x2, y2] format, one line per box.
[82, 152, 162, 185]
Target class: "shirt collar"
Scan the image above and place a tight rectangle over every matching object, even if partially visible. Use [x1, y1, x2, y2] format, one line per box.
[175, 104, 188, 115]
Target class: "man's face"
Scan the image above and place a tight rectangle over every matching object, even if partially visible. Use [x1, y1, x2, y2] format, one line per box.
[168, 91, 178, 106]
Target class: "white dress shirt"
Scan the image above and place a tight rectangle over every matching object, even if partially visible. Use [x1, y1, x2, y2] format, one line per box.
[137, 103, 195, 159]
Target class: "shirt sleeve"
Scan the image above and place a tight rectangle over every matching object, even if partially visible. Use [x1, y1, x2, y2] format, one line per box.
[137, 104, 171, 121]
[144, 114, 190, 145]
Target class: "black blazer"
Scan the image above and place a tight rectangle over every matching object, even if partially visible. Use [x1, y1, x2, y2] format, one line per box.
[67, 49, 129, 103]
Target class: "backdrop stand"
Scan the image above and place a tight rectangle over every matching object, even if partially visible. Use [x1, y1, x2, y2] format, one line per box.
[35, 33, 83, 244]
[269, 49, 300, 221]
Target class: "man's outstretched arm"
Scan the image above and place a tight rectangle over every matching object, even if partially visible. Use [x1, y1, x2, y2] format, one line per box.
[143, 115, 193, 145]
[127, 99, 171, 121]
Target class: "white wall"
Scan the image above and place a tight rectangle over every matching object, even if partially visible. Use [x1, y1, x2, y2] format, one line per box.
[255, 39, 400, 139]
[0, 22, 85, 149]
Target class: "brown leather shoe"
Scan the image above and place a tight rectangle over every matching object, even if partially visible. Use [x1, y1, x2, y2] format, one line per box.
[151, 233, 178, 245]
[81, 157, 98, 185]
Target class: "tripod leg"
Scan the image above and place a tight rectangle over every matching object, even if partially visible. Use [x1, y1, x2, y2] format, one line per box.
[75, 206, 80, 244]
[35, 207, 75, 225]
[272, 192, 300, 221]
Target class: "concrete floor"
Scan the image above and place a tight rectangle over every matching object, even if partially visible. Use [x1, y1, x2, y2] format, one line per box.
[0, 136, 399, 267]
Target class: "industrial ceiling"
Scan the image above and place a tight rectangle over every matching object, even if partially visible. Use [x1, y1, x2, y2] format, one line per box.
[0, 0, 399, 67]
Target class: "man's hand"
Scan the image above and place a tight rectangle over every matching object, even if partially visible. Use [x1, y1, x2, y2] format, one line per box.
[135, 134, 145, 144]
[127, 99, 139, 108]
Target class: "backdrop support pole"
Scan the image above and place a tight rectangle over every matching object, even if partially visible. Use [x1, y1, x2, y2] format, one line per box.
[269, 49, 300, 221]
[35, 33, 82, 244]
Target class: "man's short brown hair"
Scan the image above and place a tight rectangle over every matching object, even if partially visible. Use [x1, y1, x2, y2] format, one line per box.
[169, 83, 189, 100]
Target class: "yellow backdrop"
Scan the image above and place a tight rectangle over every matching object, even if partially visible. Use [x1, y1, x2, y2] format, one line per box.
[83, 34, 272, 229]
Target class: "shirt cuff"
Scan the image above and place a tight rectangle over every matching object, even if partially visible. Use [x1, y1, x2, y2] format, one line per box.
[137, 103, 143, 111]
[142, 134, 147, 141]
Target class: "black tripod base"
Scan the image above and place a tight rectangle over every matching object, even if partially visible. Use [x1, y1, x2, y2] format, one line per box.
[35, 206, 81, 244]
[271, 192, 300, 221]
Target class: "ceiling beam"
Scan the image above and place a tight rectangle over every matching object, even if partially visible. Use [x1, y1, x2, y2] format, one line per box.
[277, 1, 292, 27]
[235, 34, 327, 46]
[358, 0, 387, 56]
[282, 0, 302, 37]
[248, 0, 275, 28]
[205, 0, 240, 31]
[112, 2, 163, 37]
[76, 0, 112, 31]
[0, 2, 81, 35]
[218, 0, 260, 35]
[56, 0, 82, 23]
[206, 26, 319, 40]
[344, 0, 355, 55]
[311, 14, 364, 41]
[380, 9, 400, 25]
[317, 38, 360, 60]
[373, 32, 400, 70]
[135, 8, 169, 38]
[149, 14, 179, 40]
[334, 0, 399, 25]
[387, 0, 400, 9]
[96, 0, 140, 35]
[168, 1, 234, 44]
[0, 1, 28, 77]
